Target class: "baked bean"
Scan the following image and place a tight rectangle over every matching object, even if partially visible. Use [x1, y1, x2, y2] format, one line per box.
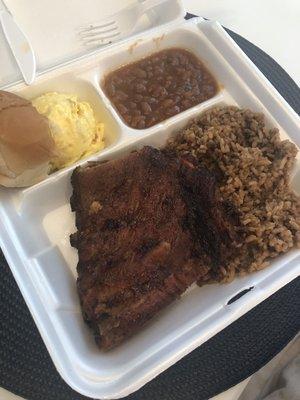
[170, 58, 179, 66]
[151, 87, 160, 98]
[134, 94, 143, 102]
[135, 83, 146, 93]
[132, 109, 142, 117]
[173, 105, 181, 114]
[137, 118, 146, 129]
[184, 91, 193, 98]
[166, 105, 180, 116]
[141, 102, 152, 115]
[174, 67, 183, 76]
[179, 55, 188, 65]
[146, 116, 156, 126]
[106, 82, 116, 96]
[103, 48, 218, 129]
[153, 87, 167, 98]
[154, 66, 164, 75]
[182, 99, 191, 108]
[183, 82, 192, 91]
[134, 68, 147, 78]
[115, 90, 128, 101]
[195, 72, 203, 81]
[131, 115, 144, 128]
[128, 101, 137, 109]
[117, 103, 128, 114]
[162, 98, 174, 108]
[124, 115, 132, 125]
[148, 97, 157, 104]
[112, 76, 122, 85]
[148, 84, 157, 94]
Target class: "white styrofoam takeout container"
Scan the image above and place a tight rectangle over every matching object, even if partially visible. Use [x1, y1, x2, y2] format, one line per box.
[0, 15, 300, 400]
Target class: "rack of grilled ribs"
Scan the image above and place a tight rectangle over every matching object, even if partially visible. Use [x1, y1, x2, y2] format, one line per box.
[70, 146, 237, 350]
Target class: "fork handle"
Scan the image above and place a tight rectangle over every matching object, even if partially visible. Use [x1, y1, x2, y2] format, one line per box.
[139, 0, 169, 16]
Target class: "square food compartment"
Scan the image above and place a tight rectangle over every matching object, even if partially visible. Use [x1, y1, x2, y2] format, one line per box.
[101, 48, 220, 129]
[94, 20, 295, 138]
[96, 26, 230, 131]
[0, 18, 299, 399]
[11, 73, 123, 186]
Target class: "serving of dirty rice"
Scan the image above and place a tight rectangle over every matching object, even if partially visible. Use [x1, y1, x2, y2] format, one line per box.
[166, 106, 300, 281]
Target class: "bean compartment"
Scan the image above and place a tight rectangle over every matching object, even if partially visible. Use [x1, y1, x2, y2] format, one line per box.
[103, 48, 219, 129]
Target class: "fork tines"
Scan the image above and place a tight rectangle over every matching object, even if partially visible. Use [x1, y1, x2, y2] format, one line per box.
[79, 21, 121, 46]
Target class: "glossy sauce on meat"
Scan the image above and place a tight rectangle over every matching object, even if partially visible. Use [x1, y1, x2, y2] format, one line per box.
[103, 48, 219, 129]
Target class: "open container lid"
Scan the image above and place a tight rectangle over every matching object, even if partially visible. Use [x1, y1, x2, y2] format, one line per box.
[0, 0, 185, 89]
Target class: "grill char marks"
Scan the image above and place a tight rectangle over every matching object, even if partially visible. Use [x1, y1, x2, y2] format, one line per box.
[178, 156, 237, 268]
[70, 146, 236, 350]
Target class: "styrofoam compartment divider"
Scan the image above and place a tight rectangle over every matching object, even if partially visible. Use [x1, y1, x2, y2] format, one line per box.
[0, 18, 299, 399]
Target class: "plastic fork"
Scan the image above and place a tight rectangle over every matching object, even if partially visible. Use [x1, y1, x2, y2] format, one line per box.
[79, 0, 168, 47]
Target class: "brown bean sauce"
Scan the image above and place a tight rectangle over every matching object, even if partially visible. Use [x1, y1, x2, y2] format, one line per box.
[103, 48, 219, 129]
